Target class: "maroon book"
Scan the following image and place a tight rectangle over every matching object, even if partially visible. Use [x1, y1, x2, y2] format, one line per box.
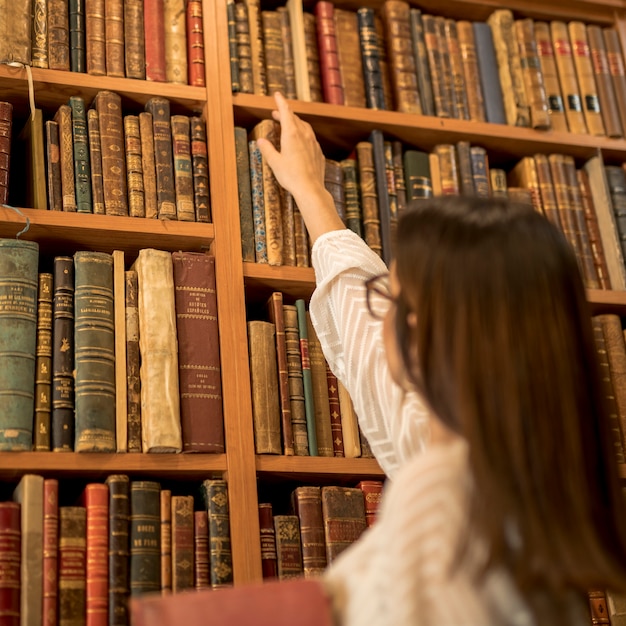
[0, 101, 12, 205]
[356, 480, 384, 527]
[0, 502, 21, 626]
[193, 511, 209, 590]
[186, 0, 206, 87]
[43, 479, 59, 626]
[258, 503, 277, 579]
[314, 2, 344, 105]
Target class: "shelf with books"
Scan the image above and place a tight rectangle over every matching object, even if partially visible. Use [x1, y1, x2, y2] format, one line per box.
[256, 454, 384, 481]
[243, 262, 316, 299]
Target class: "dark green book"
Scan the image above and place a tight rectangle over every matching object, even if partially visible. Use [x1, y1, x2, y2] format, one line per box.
[69, 96, 92, 213]
[295, 299, 317, 456]
[403, 149, 432, 202]
[234, 127, 255, 262]
[370, 130, 393, 266]
[130, 481, 161, 596]
[340, 158, 362, 238]
[0, 238, 39, 450]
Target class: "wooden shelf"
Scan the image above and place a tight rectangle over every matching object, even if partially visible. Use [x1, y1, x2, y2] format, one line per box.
[587, 289, 626, 314]
[243, 262, 316, 300]
[256, 455, 385, 482]
[0, 207, 214, 257]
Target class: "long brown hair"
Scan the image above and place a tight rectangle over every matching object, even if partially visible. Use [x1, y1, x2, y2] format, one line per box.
[394, 196, 626, 618]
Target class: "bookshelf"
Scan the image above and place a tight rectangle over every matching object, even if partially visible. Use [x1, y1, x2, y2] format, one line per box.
[0, 0, 626, 597]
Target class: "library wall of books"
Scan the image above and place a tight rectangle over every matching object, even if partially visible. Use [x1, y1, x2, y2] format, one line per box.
[1, 0, 626, 623]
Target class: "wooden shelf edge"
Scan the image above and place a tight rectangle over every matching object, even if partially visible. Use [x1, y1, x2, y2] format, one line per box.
[587, 288, 626, 314]
[256, 455, 385, 479]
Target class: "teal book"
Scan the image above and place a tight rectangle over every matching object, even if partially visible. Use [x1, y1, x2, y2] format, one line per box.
[74, 251, 116, 452]
[69, 96, 93, 213]
[0, 238, 39, 450]
[130, 481, 161, 596]
[295, 299, 318, 456]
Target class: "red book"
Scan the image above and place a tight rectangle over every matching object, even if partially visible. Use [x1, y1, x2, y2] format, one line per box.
[356, 480, 384, 527]
[326, 363, 344, 457]
[186, 0, 206, 87]
[193, 511, 209, 590]
[0, 502, 21, 626]
[258, 503, 277, 579]
[314, 1, 344, 105]
[43, 479, 59, 626]
[144, 0, 166, 81]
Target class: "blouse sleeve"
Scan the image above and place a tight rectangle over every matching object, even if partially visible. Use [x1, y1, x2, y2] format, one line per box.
[309, 229, 431, 478]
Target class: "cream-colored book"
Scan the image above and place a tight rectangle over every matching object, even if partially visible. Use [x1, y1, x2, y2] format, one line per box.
[113, 250, 127, 452]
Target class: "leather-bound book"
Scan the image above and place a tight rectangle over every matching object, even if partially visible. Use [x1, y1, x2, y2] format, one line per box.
[588, 589, 611, 626]
[172, 252, 225, 453]
[445, 19, 470, 120]
[58, 507, 87, 626]
[138, 112, 158, 220]
[248, 0, 267, 95]
[190, 116, 210, 223]
[186, 0, 205, 86]
[247, 320, 282, 455]
[94, 91, 128, 216]
[326, 363, 343, 457]
[266, 292, 295, 456]
[315, 1, 344, 105]
[125, 270, 142, 452]
[31, 0, 48, 68]
[34, 273, 53, 451]
[226, 0, 239, 92]
[569, 21, 605, 136]
[18, 109, 47, 211]
[164, 0, 187, 84]
[490, 168, 508, 198]
[337, 381, 360, 458]
[132, 249, 182, 452]
[472, 21, 506, 124]
[170, 115, 195, 222]
[280, 188, 296, 267]
[548, 154, 582, 260]
[469, 146, 490, 198]
[262, 11, 287, 96]
[370, 130, 393, 264]
[375, 14, 394, 110]
[357, 8, 386, 110]
[282, 304, 309, 456]
[104, 0, 124, 76]
[130, 481, 161, 596]
[87, 109, 105, 215]
[0, 502, 20, 626]
[604, 165, 626, 261]
[171, 496, 194, 593]
[587, 26, 622, 138]
[293, 200, 310, 267]
[69, 96, 93, 213]
[434, 17, 456, 119]
[160, 490, 172, 593]
[54, 104, 77, 213]
[85, 0, 106, 75]
[69, 0, 86, 72]
[234, 127, 254, 262]
[421, 14, 448, 117]
[434, 144, 460, 196]
[356, 480, 384, 527]
[383, 141, 399, 242]
[295, 299, 318, 456]
[73, 251, 116, 452]
[277, 6, 297, 99]
[321, 486, 366, 563]
[193, 512, 209, 589]
[105, 475, 130, 626]
[508, 157, 543, 215]
[234, 1, 253, 94]
[0, 0, 32, 64]
[606, 590, 626, 625]
[123, 115, 145, 218]
[551, 21, 587, 134]
[112, 251, 127, 453]
[603, 28, 626, 136]
[507, 187, 533, 205]
[340, 157, 362, 237]
[409, 9, 434, 117]
[403, 149, 432, 201]
[258, 503, 278, 579]
[429, 151, 442, 196]
[356, 141, 382, 257]
[455, 141, 475, 196]
[124, 0, 145, 79]
[144, 0, 166, 81]
[200, 479, 234, 589]
[533, 153, 562, 229]
[291, 486, 327, 577]
[324, 159, 346, 223]
[273, 515, 304, 579]
[46, 120, 63, 211]
[81, 484, 109, 626]
[248, 139, 268, 263]
[48, 0, 70, 70]
[457, 20, 485, 122]
[43, 479, 59, 626]
[334, 8, 366, 108]
[303, 12, 323, 103]
[51, 256, 75, 452]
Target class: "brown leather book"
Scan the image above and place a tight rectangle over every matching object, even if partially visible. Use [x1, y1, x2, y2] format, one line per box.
[42, 479, 58, 626]
[124, 0, 145, 79]
[45, 120, 63, 211]
[172, 252, 225, 453]
[533, 153, 562, 230]
[507, 187, 533, 206]
[357, 8, 386, 110]
[186, 0, 205, 87]
[489, 168, 508, 198]
[104, 0, 124, 76]
[293, 200, 310, 268]
[234, 1, 253, 94]
[514, 19, 551, 130]
[138, 112, 158, 220]
[144, 0, 166, 81]
[422, 14, 448, 117]
[434, 16, 455, 118]
[340, 157, 362, 236]
[548, 153, 582, 258]
[53, 104, 77, 213]
[190, 116, 210, 223]
[434, 144, 460, 196]
[280, 188, 296, 266]
[588, 589, 611, 626]
[124, 270, 142, 452]
[248, 0, 267, 95]
[587, 25, 623, 138]
[18, 108, 47, 211]
[48, 0, 70, 70]
[193, 511, 210, 589]
[273, 515, 304, 579]
[124, 115, 145, 218]
[356, 480, 384, 527]
[160, 489, 172, 593]
[455, 140, 474, 196]
[0, 501, 20, 624]
[603, 28, 626, 136]
[171, 115, 195, 222]
[31, 0, 48, 68]
[171, 495, 194, 593]
[277, 7, 297, 100]
[569, 21, 605, 136]
[445, 19, 470, 120]
[393, 143, 406, 217]
[34, 273, 53, 451]
[258, 502, 278, 579]
[334, 8, 366, 108]
[164, 0, 187, 84]
[291, 486, 327, 577]
[86, 109, 105, 215]
[356, 141, 382, 256]
[248, 320, 282, 455]
[227, 0, 240, 92]
[59, 507, 87, 625]
[409, 9, 434, 117]
[324, 158, 346, 223]
[262, 11, 287, 96]
[85, 0, 106, 74]
[304, 12, 324, 103]
[315, 1, 344, 105]
[326, 363, 344, 457]
[508, 157, 544, 215]
[457, 21, 485, 122]
[321, 486, 366, 563]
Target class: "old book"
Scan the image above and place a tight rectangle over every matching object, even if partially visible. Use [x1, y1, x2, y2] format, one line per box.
[445, 19, 470, 120]
[279, 188, 296, 267]
[303, 12, 324, 103]
[125, 270, 142, 452]
[508, 157, 543, 215]
[69, 0, 86, 71]
[276, 6, 296, 99]
[248, 139, 268, 263]
[291, 487, 327, 577]
[138, 112, 158, 220]
[112, 251, 127, 453]
[370, 129, 394, 265]
[54, 104, 77, 213]
[94, 91, 128, 216]
[551, 21, 588, 134]
[293, 201, 310, 268]
[429, 151, 442, 196]
[356, 480, 384, 527]
[358, 8, 386, 110]
[296, 299, 318, 456]
[124, 0, 145, 78]
[144, 98, 176, 220]
[315, 1, 343, 105]
[34, 273, 53, 451]
[606, 590, 626, 625]
[193, 511, 209, 589]
[355, 141, 382, 256]
[326, 364, 343, 457]
[0, 0, 32, 63]
[273, 515, 304, 579]
[18, 110, 47, 210]
[123, 115, 145, 218]
[247, 320, 282, 455]
[42, 479, 59, 626]
[80, 483, 109, 626]
[321, 486, 366, 563]
[324, 159, 346, 224]
[234, 127, 255, 262]
[490, 168, 508, 197]
[234, 1, 253, 94]
[469, 146, 490, 198]
[74, 251, 116, 452]
[258, 503, 278, 579]
[31, 0, 48, 68]
[605, 165, 626, 263]
[129, 481, 161, 596]
[262, 10, 287, 96]
[186, 0, 204, 86]
[51, 256, 74, 452]
[104, 0, 124, 76]
[283, 304, 309, 456]
[434, 144, 460, 196]
[407, 9, 434, 117]
[588, 589, 611, 625]
[69, 96, 92, 214]
[533, 153, 561, 229]
[190, 116, 210, 222]
[87, 109, 105, 215]
[85, 0, 106, 74]
[48, 0, 70, 70]
[0, 502, 21, 626]
[58, 507, 86, 626]
[247, 0, 267, 95]
[603, 28, 626, 135]
[421, 14, 448, 118]
[13, 475, 44, 626]
[172, 252, 225, 453]
[160, 489, 172, 593]
[340, 157, 362, 237]
[404, 149, 432, 201]
[170, 115, 195, 222]
[434, 17, 455, 119]
[337, 380, 360, 458]
[473, 21, 506, 124]
[334, 8, 366, 108]
[132, 249, 182, 452]
[227, 0, 239, 92]
[164, 0, 187, 83]
[200, 479, 233, 589]
[457, 20, 485, 122]
[171, 496, 194, 593]
[455, 140, 474, 196]
[144, 0, 167, 83]
[105, 475, 130, 626]
[46, 120, 63, 211]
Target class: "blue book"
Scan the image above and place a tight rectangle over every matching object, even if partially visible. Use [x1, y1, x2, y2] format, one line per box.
[295, 299, 318, 456]
[472, 22, 507, 125]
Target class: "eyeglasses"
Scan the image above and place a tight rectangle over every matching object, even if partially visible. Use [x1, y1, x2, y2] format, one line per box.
[364, 273, 395, 320]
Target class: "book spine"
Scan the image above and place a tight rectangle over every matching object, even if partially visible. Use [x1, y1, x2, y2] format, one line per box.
[291, 487, 326, 577]
[470, 146, 490, 199]
[171, 496, 194, 593]
[434, 144, 460, 196]
[32, 0, 48, 68]
[403, 149, 433, 201]
[43, 479, 59, 626]
[277, 7, 297, 100]
[356, 480, 384, 527]
[124, 0, 145, 79]
[0, 502, 21, 626]
[226, 0, 239, 92]
[334, 8, 366, 108]
[295, 299, 318, 456]
[273, 515, 303, 579]
[85, 0, 106, 75]
[357, 8, 386, 110]
[69, 96, 93, 213]
[457, 20, 485, 122]
[455, 140, 475, 196]
[340, 158, 363, 237]
[164, 0, 188, 84]
[261, 10, 287, 96]
[605, 165, 626, 263]
[258, 503, 278, 579]
[54, 104, 77, 213]
[280, 188, 297, 267]
[201, 480, 234, 589]
[104, 0, 124, 76]
[144, 0, 166, 81]
[46, 120, 63, 211]
[171, 115, 195, 222]
[315, 1, 344, 106]
[384, 140, 399, 237]
[247, 0, 267, 95]
[190, 116, 210, 223]
[34, 272, 54, 451]
[472, 21, 506, 124]
[124, 270, 142, 452]
[321, 486, 367, 563]
[369, 130, 392, 264]
[303, 12, 324, 103]
[337, 380, 360, 458]
[604, 28, 626, 135]
[186, 0, 205, 87]
[588, 589, 611, 626]
[234, 1, 253, 94]
[159, 490, 171, 593]
[123, 115, 145, 218]
[356, 141, 382, 256]
[69, 0, 86, 72]
[435, 16, 456, 118]
[234, 127, 255, 262]
[87, 109, 105, 215]
[293, 201, 310, 268]
[445, 18, 470, 120]
[138, 112, 158, 220]
[59, 507, 87, 626]
[193, 512, 209, 590]
[490, 168, 508, 197]
[48, 0, 70, 70]
[533, 153, 562, 230]
[248, 139, 268, 264]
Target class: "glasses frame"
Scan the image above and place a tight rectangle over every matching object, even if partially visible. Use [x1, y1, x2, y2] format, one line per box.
[364, 273, 394, 321]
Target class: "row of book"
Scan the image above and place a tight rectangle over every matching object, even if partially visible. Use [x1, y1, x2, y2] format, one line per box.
[5, 474, 232, 626]
[0, 238, 224, 453]
[1, 93, 212, 222]
[2, 0, 206, 85]
[258, 481, 383, 580]
[229, 0, 626, 137]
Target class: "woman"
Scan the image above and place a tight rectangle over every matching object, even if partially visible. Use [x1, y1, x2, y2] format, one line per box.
[255, 93, 626, 625]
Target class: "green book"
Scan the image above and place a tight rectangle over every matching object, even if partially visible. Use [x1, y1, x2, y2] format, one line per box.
[295, 299, 317, 456]
[69, 96, 93, 213]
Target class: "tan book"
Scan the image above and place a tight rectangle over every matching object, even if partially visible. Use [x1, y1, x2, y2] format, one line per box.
[533, 153, 562, 230]
[164, 0, 188, 84]
[508, 157, 543, 215]
[170, 115, 195, 222]
[0, 0, 33, 65]
[160, 489, 172, 592]
[457, 20, 486, 122]
[139, 111, 158, 220]
[277, 7, 297, 99]
[85, 0, 106, 74]
[337, 380, 361, 458]
[434, 144, 459, 196]
[422, 14, 448, 118]
[434, 16, 454, 119]
[261, 11, 287, 96]
[303, 12, 323, 103]
[87, 109, 105, 215]
[247, 0, 267, 95]
[104, 0, 124, 76]
[490, 168, 508, 198]
[18, 109, 47, 210]
[287, 0, 309, 101]
[124, 115, 145, 218]
[124, 0, 145, 79]
[334, 8, 366, 108]
[603, 28, 626, 136]
[355, 141, 382, 257]
[444, 19, 470, 120]
[113, 250, 128, 453]
[54, 104, 77, 213]
[429, 151, 442, 196]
